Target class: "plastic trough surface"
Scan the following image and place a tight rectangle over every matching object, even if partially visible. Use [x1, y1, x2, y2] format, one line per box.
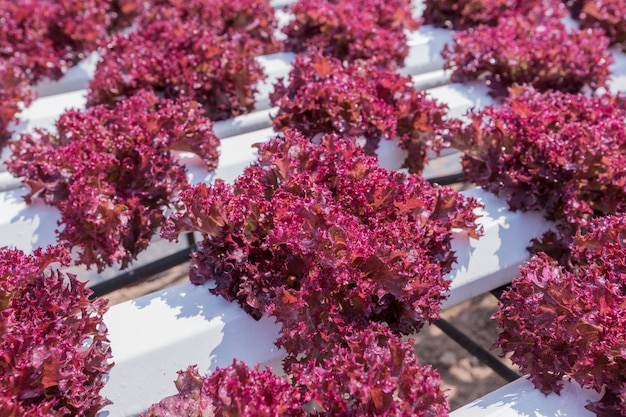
[4, 2, 622, 415]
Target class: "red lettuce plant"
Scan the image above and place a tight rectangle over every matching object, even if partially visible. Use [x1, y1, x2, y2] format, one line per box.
[494, 214, 626, 416]
[143, 326, 449, 416]
[86, 17, 266, 120]
[441, 14, 612, 97]
[159, 128, 483, 415]
[0, 0, 114, 83]
[142, 361, 309, 417]
[0, 246, 112, 416]
[0, 64, 34, 146]
[421, 0, 564, 30]
[574, 0, 626, 51]
[270, 52, 451, 174]
[163, 130, 482, 331]
[450, 86, 626, 258]
[282, 0, 420, 69]
[0, 0, 144, 146]
[161, 131, 481, 414]
[0, 0, 108, 145]
[7, 91, 219, 272]
[138, 0, 282, 54]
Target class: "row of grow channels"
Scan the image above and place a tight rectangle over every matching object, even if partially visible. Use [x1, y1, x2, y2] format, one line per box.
[1, 0, 624, 412]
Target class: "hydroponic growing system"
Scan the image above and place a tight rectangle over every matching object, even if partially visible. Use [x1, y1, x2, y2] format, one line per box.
[1, 0, 625, 415]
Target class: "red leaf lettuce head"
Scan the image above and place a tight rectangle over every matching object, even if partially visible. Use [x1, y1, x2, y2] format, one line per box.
[137, 0, 282, 54]
[576, 0, 626, 52]
[141, 362, 309, 417]
[163, 129, 482, 333]
[421, 0, 566, 30]
[0, 246, 113, 416]
[270, 51, 452, 174]
[0, 0, 113, 83]
[87, 17, 266, 120]
[442, 14, 613, 97]
[282, 0, 420, 69]
[159, 130, 468, 417]
[451, 86, 626, 259]
[8, 90, 220, 272]
[292, 324, 449, 416]
[494, 214, 626, 416]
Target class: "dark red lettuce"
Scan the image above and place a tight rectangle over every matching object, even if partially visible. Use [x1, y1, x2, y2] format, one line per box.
[0, 246, 112, 416]
[451, 87, 626, 258]
[86, 17, 266, 120]
[282, 0, 420, 69]
[157, 127, 476, 416]
[162, 130, 482, 334]
[270, 52, 451, 174]
[291, 324, 449, 416]
[0, 0, 145, 147]
[0, 0, 118, 147]
[576, 0, 626, 51]
[138, 0, 282, 54]
[494, 214, 626, 416]
[141, 361, 308, 417]
[0, 0, 113, 83]
[8, 91, 219, 272]
[442, 14, 612, 97]
[421, 0, 565, 30]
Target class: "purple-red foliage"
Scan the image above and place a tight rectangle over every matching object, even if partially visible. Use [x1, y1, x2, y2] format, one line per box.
[0, 0, 142, 147]
[158, 130, 469, 417]
[163, 130, 482, 333]
[282, 0, 420, 69]
[86, 17, 266, 120]
[141, 362, 309, 417]
[0, 0, 112, 83]
[205, 360, 308, 417]
[139, 0, 282, 54]
[441, 14, 612, 97]
[270, 52, 451, 174]
[450, 87, 626, 257]
[0, 64, 34, 147]
[142, 328, 448, 416]
[292, 324, 449, 416]
[494, 214, 626, 416]
[140, 366, 214, 417]
[0, 246, 112, 416]
[575, 0, 626, 51]
[7, 91, 219, 272]
[421, 0, 564, 30]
